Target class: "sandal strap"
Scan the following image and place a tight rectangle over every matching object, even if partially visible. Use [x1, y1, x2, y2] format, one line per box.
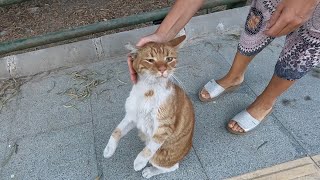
[232, 110, 260, 132]
[204, 79, 225, 98]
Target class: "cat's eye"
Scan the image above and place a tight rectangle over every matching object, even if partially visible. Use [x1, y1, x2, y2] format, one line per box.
[146, 59, 155, 63]
[166, 57, 175, 62]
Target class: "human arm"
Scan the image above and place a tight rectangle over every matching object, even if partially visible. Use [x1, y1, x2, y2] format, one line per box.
[128, 0, 204, 83]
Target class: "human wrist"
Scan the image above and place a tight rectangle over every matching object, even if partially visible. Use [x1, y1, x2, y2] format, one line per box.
[154, 29, 171, 43]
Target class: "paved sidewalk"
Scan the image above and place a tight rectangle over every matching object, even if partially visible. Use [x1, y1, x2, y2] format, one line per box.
[1, 7, 320, 180]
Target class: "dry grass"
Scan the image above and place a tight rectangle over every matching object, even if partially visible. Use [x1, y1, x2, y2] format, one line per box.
[58, 69, 113, 109]
[0, 77, 27, 113]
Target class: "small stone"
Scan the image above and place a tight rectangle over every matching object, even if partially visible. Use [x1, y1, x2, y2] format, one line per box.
[304, 96, 312, 101]
[28, 7, 39, 13]
[0, 31, 7, 36]
[10, 174, 14, 178]
[216, 23, 225, 33]
[25, 28, 34, 33]
[281, 98, 296, 106]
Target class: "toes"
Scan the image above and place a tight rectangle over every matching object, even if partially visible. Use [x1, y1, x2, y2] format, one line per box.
[200, 89, 210, 99]
[231, 123, 245, 133]
[228, 120, 236, 128]
[235, 125, 241, 132]
[228, 121, 245, 133]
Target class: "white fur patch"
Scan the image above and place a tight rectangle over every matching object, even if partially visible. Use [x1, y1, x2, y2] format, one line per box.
[125, 75, 172, 139]
[103, 137, 117, 158]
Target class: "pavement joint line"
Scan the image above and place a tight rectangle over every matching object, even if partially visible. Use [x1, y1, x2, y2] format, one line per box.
[88, 98, 104, 179]
[267, 112, 308, 155]
[7, 120, 91, 143]
[191, 145, 210, 180]
[310, 155, 320, 169]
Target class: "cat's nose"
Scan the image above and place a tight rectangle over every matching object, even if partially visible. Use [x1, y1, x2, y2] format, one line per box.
[158, 66, 167, 73]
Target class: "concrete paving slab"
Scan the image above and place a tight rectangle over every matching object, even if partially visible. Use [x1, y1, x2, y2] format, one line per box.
[0, 141, 8, 169]
[0, 92, 18, 146]
[11, 70, 93, 139]
[271, 74, 320, 155]
[0, 99, 17, 143]
[0, 119, 10, 154]
[0, 123, 98, 180]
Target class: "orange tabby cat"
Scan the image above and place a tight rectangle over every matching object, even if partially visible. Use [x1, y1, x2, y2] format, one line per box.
[103, 35, 195, 178]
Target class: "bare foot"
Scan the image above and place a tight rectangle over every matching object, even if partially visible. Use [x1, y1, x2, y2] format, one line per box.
[228, 97, 274, 133]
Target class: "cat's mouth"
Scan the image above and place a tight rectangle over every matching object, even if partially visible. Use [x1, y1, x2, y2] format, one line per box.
[156, 71, 171, 78]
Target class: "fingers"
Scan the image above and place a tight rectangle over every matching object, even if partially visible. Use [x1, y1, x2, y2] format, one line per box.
[265, 4, 288, 37]
[127, 56, 137, 84]
[136, 33, 164, 47]
[265, 1, 308, 37]
[136, 37, 152, 47]
[276, 23, 300, 37]
[266, 2, 284, 29]
[265, 10, 304, 37]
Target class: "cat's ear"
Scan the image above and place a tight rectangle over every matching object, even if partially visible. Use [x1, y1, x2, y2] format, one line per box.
[125, 43, 138, 59]
[167, 35, 186, 48]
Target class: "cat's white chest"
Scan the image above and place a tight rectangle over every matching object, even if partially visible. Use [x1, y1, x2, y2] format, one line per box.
[125, 81, 172, 138]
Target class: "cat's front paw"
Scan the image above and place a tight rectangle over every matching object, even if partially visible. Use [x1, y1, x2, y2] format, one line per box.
[103, 139, 117, 158]
[134, 155, 148, 171]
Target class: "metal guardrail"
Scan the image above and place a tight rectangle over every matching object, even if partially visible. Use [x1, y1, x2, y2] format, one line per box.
[0, 0, 246, 56]
[0, 0, 29, 6]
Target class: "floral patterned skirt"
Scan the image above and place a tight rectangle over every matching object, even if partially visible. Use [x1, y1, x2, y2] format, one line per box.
[238, 0, 320, 80]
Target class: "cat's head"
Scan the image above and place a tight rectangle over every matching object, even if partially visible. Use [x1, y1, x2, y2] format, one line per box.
[126, 35, 186, 80]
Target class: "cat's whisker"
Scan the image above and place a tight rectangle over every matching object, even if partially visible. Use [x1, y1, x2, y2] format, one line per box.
[174, 65, 193, 70]
[170, 74, 186, 91]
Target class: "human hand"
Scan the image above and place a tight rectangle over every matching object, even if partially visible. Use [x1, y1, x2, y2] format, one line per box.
[127, 55, 138, 84]
[264, 0, 319, 37]
[128, 33, 167, 84]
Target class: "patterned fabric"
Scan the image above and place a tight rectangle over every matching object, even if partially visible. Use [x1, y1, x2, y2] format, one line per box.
[238, 0, 320, 80]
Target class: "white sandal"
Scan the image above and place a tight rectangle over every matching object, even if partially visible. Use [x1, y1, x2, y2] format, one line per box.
[198, 79, 240, 102]
[227, 109, 272, 135]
